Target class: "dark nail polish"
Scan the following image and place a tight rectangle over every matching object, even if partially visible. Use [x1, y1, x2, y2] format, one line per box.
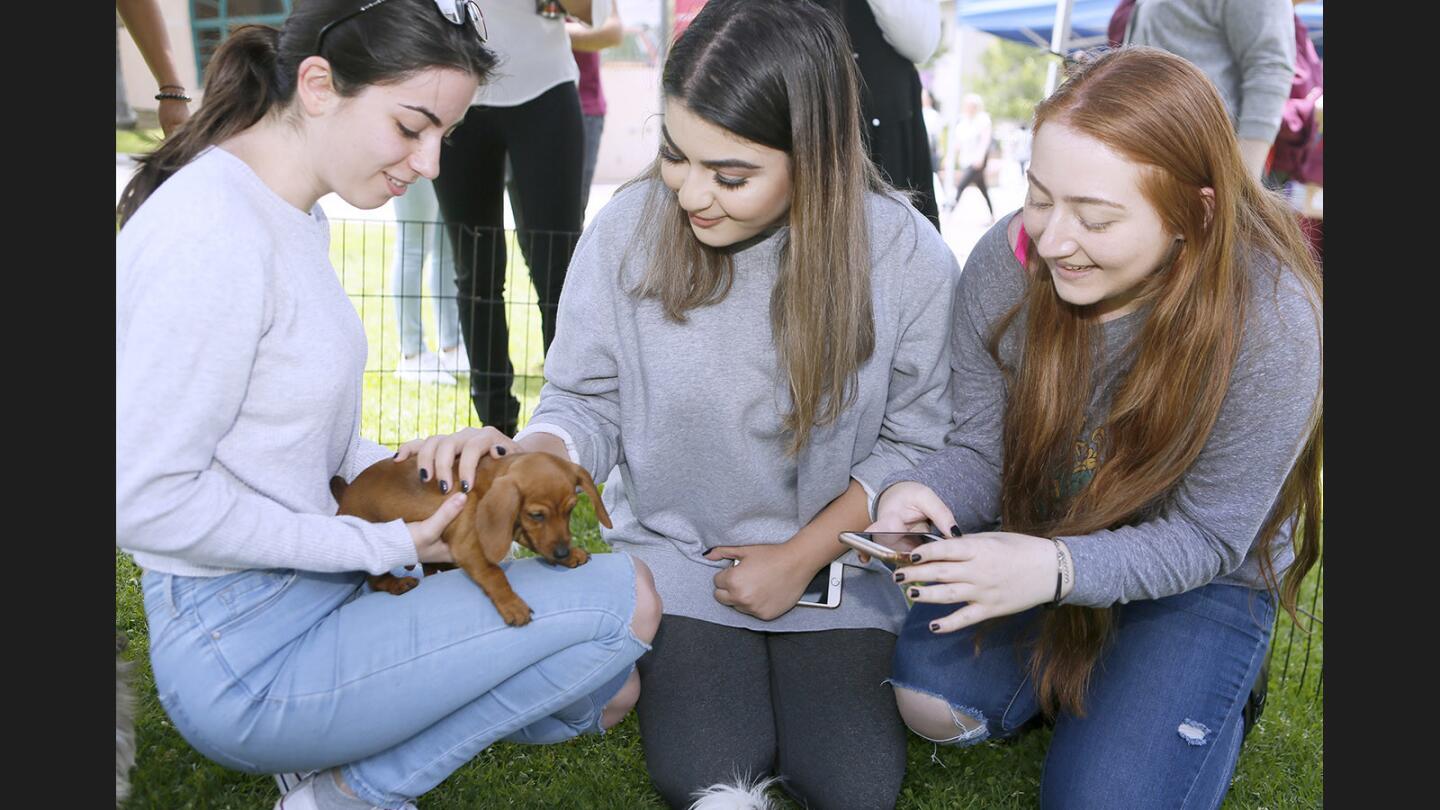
[496, 446, 507, 456]
[439, 481, 449, 494]
[419, 469, 429, 481]
[950, 525, 962, 538]
[893, 572, 905, 583]
[930, 622, 941, 632]
[460, 480, 470, 493]
[701, 547, 715, 556]
[909, 587, 920, 599]
[910, 552, 922, 563]
[392, 452, 398, 458]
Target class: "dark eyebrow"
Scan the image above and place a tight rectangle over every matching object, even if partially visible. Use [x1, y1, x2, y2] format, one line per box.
[1028, 171, 1127, 211]
[400, 104, 442, 127]
[660, 125, 763, 171]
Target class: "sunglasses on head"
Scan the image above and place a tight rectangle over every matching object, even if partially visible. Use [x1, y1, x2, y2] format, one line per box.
[315, 0, 487, 53]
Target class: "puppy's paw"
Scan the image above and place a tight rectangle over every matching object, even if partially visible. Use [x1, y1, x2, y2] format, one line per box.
[564, 547, 591, 568]
[497, 596, 534, 626]
[371, 575, 420, 596]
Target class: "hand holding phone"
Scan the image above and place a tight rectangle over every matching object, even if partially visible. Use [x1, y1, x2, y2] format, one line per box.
[715, 556, 843, 609]
[705, 544, 841, 619]
[838, 532, 944, 570]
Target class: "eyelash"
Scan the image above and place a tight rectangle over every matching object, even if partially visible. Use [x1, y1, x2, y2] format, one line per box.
[397, 123, 420, 140]
[659, 147, 749, 189]
[1025, 197, 1109, 232]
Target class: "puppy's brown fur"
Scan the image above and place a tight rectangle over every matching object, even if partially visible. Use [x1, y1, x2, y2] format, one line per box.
[331, 453, 611, 626]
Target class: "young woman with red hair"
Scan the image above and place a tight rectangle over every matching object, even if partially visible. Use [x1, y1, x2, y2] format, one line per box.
[869, 46, 1322, 808]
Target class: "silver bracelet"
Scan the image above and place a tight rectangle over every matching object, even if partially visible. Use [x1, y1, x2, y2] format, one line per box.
[1047, 537, 1065, 607]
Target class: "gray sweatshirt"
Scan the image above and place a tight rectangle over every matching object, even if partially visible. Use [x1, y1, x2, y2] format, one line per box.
[881, 212, 1321, 608]
[116, 147, 415, 578]
[520, 180, 959, 634]
[1127, 0, 1297, 143]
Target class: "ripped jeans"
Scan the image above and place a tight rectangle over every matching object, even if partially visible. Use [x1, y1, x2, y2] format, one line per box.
[889, 583, 1275, 810]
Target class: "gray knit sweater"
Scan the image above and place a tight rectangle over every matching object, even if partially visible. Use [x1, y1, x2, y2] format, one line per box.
[881, 212, 1321, 608]
[521, 180, 959, 634]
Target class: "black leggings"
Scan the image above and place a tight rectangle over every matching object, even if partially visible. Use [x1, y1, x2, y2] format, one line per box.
[432, 82, 584, 431]
[953, 163, 994, 215]
[635, 615, 907, 810]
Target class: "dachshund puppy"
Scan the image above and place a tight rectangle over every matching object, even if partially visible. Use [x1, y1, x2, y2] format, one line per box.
[116, 630, 136, 807]
[331, 452, 611, 626]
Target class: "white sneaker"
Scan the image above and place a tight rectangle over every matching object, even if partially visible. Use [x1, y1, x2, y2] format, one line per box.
[394, 352, 456, 386]
[273, 771, 418, 810]
[438, 344, 470, 376]
[274, 771, 316, 794]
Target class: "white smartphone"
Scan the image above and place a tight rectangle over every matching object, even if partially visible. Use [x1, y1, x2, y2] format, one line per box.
[796, 560, 844, 608]
[838, 531, 945, 570]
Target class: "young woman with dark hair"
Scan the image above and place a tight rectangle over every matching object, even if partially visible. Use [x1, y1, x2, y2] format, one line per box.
[871, 46, 1323, 808]
[116, 3, 659, 808]
[401, 1, 959, 805]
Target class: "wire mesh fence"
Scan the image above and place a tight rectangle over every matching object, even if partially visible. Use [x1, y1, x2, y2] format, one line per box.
[331, 217, 577, 446]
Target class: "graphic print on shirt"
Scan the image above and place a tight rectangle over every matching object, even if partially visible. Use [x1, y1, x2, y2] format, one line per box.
[1052, 425, 1106, 503]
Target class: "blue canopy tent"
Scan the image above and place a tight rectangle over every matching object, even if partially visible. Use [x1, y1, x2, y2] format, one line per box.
[956, 1, 1323, 58]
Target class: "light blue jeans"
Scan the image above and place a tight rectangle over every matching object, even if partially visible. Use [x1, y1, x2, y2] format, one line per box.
[142, 553, 648, 808]
[391, 177, 460, 358]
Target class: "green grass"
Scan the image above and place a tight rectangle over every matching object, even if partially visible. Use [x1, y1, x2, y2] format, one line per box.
[116, 219, 1321, 808]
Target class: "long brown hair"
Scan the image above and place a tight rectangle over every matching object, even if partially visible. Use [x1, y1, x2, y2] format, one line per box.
[625, 0, 889, 454]
[116, 0, 495, 227]
[990, 47, 1323, 715]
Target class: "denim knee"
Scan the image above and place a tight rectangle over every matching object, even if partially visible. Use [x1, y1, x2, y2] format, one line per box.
[888, 602, 1041, 746]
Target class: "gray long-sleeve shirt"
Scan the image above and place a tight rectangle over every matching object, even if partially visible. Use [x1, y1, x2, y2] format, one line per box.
[521, 180, 959, 633]
[881, 212, 1321, 608]
[1127, 0, 1297, 143]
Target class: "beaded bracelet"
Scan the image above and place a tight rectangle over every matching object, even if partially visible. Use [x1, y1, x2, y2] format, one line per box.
[155, 91, 191, 102]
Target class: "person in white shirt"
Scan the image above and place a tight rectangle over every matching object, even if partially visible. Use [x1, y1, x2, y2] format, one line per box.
[945, 93, 995, 221]
[116, 3, 658, 808]
[431, 0, 614, 436]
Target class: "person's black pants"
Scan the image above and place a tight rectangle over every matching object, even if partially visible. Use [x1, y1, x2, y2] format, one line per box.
[953, 163, 994, 215]
[635, 615, 907, 810]
[433, 82, 584, 432]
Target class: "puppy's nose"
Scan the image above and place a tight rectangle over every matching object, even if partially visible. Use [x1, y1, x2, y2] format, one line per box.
[553, 545, 571, 560]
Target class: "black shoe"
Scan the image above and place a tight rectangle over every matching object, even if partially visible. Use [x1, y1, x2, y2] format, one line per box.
[1242, 659, 1269, 739]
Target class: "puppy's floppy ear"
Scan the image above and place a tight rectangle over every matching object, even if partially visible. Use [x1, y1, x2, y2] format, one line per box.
[472, 476, 522, 563]
[569, 462, 612, 529]
[329, 476, 348, 508]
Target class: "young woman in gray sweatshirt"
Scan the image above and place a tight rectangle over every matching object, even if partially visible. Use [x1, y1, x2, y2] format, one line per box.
[869, 48, 1322, 808]
[403, 1, 958, 806]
